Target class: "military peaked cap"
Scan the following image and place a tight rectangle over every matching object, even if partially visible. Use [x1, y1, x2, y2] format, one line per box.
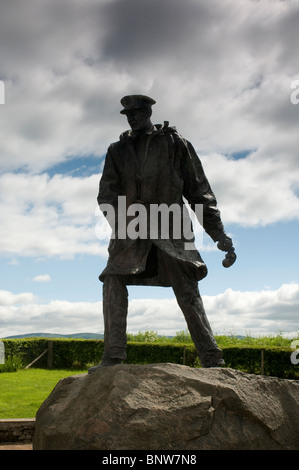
[120, 94, 156, 114]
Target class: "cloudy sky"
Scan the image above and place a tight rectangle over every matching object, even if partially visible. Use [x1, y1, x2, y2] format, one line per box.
[0, 0, 299, 339]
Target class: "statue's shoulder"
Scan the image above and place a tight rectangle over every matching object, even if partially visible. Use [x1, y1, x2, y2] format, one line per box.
[119, 130, 131, 141]
[157, 122, 188, 148]
[107, 139, 125, 154]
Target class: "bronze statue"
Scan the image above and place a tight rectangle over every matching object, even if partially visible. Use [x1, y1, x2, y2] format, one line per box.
[88, 95, 236, 373]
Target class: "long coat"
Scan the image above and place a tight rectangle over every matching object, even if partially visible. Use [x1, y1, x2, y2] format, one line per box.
[97, 124, 225, 286]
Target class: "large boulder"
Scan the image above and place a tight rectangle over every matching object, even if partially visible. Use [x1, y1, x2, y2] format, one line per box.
[33, 363, 299, 450]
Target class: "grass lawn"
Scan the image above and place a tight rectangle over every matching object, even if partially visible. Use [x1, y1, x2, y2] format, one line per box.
[0, 368, 87, 419]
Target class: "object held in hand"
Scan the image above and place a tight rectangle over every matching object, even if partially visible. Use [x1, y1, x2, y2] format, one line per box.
[222, 248, 237, 268]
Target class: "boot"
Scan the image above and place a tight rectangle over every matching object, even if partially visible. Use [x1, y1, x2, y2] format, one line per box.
[202, 357, 225, 368]
[88, 358, 122, 374]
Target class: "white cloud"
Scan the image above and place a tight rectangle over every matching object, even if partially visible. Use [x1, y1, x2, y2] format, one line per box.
[1, 283, 298, 338]
[0, 290, 37, 306]
[32, 274, 51, 283]
[200, 150, 299, 227]
[203, 283, 299, 337]
[0, 298, 102, 338]
[0, 172, 108, 258]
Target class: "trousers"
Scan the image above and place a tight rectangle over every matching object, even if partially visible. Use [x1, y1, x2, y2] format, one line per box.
[101, 248, 223, 367]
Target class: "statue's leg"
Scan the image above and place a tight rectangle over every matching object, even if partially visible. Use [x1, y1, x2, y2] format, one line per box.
[88, 275, 128, 374]
[158, 250, 224, 367]
[172, 280, 224, 367]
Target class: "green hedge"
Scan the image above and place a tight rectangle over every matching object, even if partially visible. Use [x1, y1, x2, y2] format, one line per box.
[1, 338, 199, 369]
[1, 338, 298, 379]
[126, 342, 198, 367]
[1, 338, 104, 369]
[2, 338, 49, 368]
[222, 346, 298, 379]
[51, 340, 198, 368]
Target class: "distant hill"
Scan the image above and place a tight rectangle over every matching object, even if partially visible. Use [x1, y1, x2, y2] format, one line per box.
[3, 332, 247, 341]
[4, 332, 104, 340]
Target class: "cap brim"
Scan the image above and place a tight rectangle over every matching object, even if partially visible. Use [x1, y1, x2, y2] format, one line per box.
[120, 106, 146, 115]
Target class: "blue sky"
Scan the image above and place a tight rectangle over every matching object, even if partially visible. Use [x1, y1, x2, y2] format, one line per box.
[0, 0, 299, 338]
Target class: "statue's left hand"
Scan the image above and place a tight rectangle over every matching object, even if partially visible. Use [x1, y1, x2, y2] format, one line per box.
[217, 235, 233, 252]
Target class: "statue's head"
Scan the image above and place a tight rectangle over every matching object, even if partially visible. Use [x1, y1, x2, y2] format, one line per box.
[120, 95, 155, 132]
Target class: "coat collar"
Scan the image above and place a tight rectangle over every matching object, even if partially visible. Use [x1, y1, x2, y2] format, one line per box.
[120, 125, 160, 141]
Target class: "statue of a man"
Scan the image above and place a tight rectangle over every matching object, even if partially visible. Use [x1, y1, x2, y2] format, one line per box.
[89, 95, 236, 373]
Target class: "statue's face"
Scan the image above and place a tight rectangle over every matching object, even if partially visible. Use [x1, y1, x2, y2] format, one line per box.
[125, 108, 151, 132]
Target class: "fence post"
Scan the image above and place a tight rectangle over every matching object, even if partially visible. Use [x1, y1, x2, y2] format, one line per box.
[183, 346, 186, 365]
[47, 340, 53, 369]
[261, 349, 265, 375]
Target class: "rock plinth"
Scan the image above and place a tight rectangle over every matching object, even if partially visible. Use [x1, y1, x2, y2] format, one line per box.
[33, 363, 299, 450]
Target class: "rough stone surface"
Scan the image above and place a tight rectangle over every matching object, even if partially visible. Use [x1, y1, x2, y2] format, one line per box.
[33, 363, 299, 450]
